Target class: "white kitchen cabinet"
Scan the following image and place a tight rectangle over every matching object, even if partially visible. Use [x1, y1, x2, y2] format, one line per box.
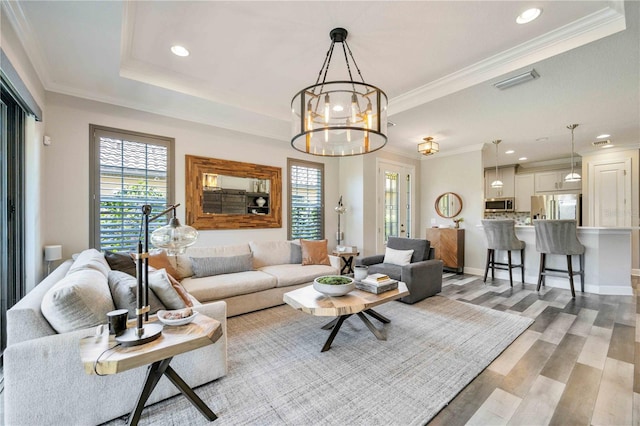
[514, 173, 535, 212]
[485, 166, 515, 198]
[534, 169, 581, 193]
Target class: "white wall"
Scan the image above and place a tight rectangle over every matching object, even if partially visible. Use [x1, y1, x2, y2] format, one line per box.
[421, 149, 485, 274]
[1, 11, 47, 289]
[43, 92, 341, 256]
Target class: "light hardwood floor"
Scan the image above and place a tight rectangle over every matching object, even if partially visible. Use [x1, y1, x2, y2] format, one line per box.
[432, 273, 640, 426]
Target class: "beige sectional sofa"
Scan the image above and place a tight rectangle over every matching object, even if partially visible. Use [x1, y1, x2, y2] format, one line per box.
[170, 240, 341, 317]
[4, 240, 338, 425]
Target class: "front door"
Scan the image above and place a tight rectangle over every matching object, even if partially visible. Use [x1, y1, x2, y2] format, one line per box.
[377, 161, 414, 253]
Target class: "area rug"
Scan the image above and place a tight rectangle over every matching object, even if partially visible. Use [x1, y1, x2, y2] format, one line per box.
[111, 296, 532, 425]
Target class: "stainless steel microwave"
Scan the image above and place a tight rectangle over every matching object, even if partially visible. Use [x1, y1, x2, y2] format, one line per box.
[485, 198, 515, 212]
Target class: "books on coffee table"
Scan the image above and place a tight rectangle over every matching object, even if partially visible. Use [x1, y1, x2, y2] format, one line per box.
[356, 279, 398, 294]
[357, 274, 399, 294]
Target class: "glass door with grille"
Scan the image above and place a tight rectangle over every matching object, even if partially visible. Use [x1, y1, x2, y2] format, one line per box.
[377, 161, 414, 252]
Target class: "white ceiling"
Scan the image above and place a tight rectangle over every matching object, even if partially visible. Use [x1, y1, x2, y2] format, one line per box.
[4, 0, 639, 165]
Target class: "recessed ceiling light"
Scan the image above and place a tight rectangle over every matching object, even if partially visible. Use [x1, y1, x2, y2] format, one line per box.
[601, 144, 615, 149]
[518, 157, 528, 161]
[516, 8, 542, 24]
[171, 45, 190, 57]
[596, 134, 610, 139]
[332, 105, 344, 112]
[535, 137, 548, 142]
[388, 121, 397, 127]
[505, 150, 515, 154]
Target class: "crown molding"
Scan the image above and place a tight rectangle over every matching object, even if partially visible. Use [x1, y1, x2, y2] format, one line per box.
[389, 3, 626, 116]
[1, 0, 52, 88]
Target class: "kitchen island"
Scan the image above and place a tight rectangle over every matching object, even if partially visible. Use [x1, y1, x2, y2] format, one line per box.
[484, 226, 633, 296]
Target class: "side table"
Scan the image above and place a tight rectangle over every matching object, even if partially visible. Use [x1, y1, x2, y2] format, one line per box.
[80, 314, 223, 426]
[332, 251, 359, 275]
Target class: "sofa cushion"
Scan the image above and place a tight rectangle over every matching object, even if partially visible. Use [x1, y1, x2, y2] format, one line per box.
[383, 247, 414, 266]
[259, 264, 338, 288]
[68, 248, 111, 278]
[41, 268, 115, 333]
[368, 263, 402, 281]
[300, 239, 330, 266]
[249, 241, 297, 268]
[181, 270, 276, 302]
[190, 254, 253, 278]
[108, 270, 166, 319]
[104, 250, 137, 277]
[148, 269, 187, 309]
[387, 237, 430, 262]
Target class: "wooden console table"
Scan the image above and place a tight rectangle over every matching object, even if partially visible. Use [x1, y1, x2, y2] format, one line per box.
[426, 228, 465, 274]
[80, 314, 222, 426]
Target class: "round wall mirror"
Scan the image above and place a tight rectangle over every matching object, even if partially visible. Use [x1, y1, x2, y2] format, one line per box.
[435, 192, 463, 218]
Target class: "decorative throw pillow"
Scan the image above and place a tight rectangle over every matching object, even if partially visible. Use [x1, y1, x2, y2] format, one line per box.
[190, 254, 253, 278]
[67, 248, 110, 278]
[104, 250, 137, 277]
[145, 250, 181, 280]
[107, 270, 166, 319]
[383, 247, 414, 266]
[300, 239, 330, 266]
[41, 269, 115, 333]
[166, 273, 194, 307]
[289, 240, 302, 264]
[147, 269, 187, 310]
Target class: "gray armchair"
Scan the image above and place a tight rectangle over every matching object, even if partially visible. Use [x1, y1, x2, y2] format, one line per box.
[357, 237, 443, 304]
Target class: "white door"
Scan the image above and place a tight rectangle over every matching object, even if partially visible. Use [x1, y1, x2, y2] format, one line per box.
[377, 161, 414, 252]
[590, 159, 631, 227]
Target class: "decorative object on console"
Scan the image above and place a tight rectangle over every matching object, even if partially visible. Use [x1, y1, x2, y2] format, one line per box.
[44, 244, 62, 275]
[291, 28, 388, 157]
[418, 136, 439, 156]
[490, 140, 503, 189]
[335, 195, 347, 245]
[564, 124, 581, 182]
[453, 217, 464, 229]
[116, 204, 197, 347]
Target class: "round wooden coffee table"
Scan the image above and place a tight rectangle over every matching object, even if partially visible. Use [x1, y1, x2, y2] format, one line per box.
[283, 282, 409, 352]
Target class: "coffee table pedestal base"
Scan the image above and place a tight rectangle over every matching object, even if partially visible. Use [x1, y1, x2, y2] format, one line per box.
[320, 309, 391, 352]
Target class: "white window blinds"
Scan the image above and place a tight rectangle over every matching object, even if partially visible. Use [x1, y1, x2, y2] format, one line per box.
[90, 127, 173, 252]
[288, 159, 324, 240]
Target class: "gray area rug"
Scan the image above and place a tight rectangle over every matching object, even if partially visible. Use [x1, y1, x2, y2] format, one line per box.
[112, 296, 532, 425]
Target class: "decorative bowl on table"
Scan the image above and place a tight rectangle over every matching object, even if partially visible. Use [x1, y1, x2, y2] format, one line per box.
[157, 308, 197, 326]
[313, 275, 355, 296]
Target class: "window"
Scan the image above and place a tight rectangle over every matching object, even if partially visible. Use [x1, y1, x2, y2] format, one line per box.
[288, 158, 324, 240]
[90, 126, 174, 252]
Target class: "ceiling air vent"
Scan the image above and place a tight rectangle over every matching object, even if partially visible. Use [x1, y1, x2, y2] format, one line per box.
[592, 139, 612, 147]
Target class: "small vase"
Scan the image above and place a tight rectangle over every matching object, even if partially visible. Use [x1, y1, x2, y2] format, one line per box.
[256, 197, 266, 207]
[354, 265, 368, 281]
[454, 222, 460, 229]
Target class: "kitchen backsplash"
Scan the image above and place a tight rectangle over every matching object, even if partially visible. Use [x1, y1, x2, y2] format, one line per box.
[484, 211, 532, 225]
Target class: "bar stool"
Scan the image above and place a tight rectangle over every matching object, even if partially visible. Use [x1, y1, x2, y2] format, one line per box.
[481, 219, 525, 287]
[533, 220, 585, 298]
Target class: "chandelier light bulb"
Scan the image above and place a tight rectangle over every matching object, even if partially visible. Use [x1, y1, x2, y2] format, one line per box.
[324, 94, 331, 124]
[351, 93, 358, 123]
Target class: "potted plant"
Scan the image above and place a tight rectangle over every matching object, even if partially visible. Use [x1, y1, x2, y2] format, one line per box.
[453, 217, 464, 229]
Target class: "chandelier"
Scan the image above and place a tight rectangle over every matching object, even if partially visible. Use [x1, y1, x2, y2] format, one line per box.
[491, 140, 503, 189]
[291, 28, 388, 157]
[564, 124, 581, 182]
[418, 137, 439, 156]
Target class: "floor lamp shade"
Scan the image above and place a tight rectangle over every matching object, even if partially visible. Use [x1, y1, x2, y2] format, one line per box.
[44, 245, 62, 262]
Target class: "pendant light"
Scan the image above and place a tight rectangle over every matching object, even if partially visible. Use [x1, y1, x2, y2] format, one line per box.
[491, 140, 503, 189]
[291, 28, 388, 156]
[564, 124, 581, 182]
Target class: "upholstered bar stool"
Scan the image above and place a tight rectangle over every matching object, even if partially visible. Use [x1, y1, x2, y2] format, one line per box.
[481, 220, 525, 287]
[533, 220, 585, 298]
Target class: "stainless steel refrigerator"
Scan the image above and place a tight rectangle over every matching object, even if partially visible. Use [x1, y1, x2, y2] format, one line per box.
[530, 194, 582, 225]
